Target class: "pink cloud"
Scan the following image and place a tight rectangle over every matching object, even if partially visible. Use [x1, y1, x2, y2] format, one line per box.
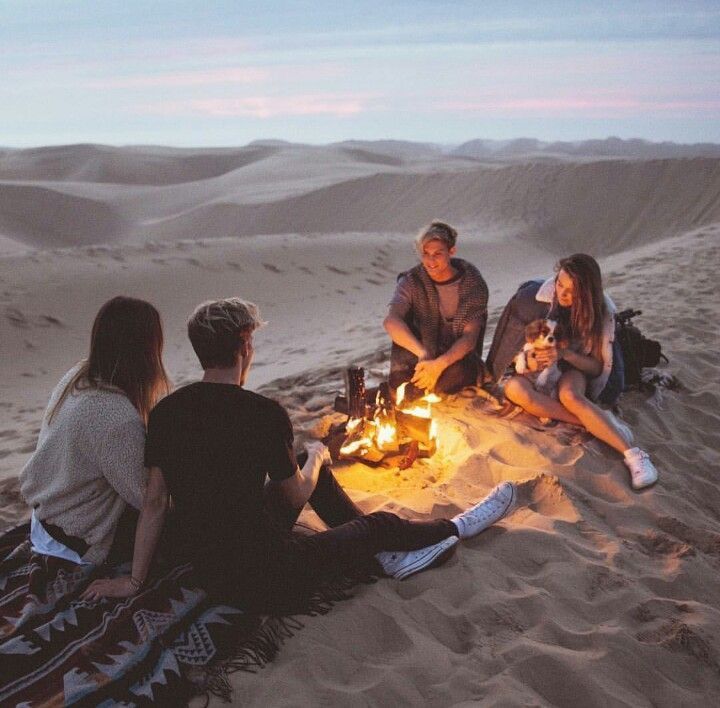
[138, 93, 373, 117]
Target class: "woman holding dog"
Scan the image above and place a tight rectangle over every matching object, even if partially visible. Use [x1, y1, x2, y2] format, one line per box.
[499, 253, 659, 490]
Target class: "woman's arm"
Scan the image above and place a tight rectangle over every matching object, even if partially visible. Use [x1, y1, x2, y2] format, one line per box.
[82, 467, 169, 599]
[558, 347, 603, 378]
[99, 417, 147, 510]
[534, 345, 603, 378]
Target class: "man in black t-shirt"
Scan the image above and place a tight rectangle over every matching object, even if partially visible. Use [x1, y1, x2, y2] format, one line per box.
[85, 297, 517, 612]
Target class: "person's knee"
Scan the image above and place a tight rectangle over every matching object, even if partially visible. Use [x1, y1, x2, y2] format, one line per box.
[504, 377, 530, 405]
[366, 511, 395, 524]
[558, 385, 586, 412]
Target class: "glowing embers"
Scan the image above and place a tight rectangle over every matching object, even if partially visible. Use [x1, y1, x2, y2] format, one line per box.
[339, 380, 440, 466]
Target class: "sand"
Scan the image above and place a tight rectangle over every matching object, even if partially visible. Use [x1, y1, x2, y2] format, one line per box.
[1, 142, 719, 706]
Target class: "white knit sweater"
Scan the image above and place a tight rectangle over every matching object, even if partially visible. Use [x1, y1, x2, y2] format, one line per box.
[20, 366, 146, 565]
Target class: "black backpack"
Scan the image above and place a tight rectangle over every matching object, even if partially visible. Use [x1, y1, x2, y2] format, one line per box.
[616, 309, 668, 389]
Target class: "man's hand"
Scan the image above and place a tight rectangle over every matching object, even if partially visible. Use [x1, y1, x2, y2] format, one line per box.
[81, 576, 137, 601]
[412, 357, 446, 392]
[304, 440, 331, 468]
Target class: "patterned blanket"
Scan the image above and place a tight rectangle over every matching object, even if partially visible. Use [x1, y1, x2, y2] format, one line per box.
[0, 524, 302, 706]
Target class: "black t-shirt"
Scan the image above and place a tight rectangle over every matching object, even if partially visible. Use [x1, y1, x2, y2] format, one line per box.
[145, 382, 297, 596]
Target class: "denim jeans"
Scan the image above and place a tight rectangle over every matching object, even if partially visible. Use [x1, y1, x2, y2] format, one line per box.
[258, 460, 457, 612]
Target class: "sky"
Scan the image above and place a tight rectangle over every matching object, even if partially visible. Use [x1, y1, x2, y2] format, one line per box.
[2, 0, 719, 147]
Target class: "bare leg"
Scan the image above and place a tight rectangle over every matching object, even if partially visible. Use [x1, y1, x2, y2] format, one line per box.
[557, 370, 631, 454]
[504, 375, 582, 425]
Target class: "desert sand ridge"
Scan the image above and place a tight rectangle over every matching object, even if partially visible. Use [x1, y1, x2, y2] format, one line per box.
[1, 145, 719, 256]
[145, 158, 719, 254]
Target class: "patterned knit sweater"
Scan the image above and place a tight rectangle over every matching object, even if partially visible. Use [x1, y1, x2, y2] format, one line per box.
[390, 258, 489, 381]
[20, 366, 146, 565]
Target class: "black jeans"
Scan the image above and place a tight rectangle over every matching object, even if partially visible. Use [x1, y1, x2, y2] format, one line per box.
[259, 459, 457, 612]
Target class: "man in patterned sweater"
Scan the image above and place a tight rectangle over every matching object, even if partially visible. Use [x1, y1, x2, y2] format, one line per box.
[384, 221, 489, 394]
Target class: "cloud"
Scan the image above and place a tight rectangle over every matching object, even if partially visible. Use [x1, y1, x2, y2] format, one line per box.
[137, 93, 374, 117]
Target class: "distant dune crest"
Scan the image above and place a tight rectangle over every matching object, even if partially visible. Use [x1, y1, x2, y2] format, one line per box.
[0, 139, 719, 256]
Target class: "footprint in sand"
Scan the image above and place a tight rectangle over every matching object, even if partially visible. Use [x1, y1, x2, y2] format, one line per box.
[636, 620, 719, 671]
[262, 263, 283, 274]
[632, 530, 695, 559]
[584, 563, 628, 600]
[365, 278, 383, 286]
[297, 265, 313, 274]
[6, 308, 29, 328]
[326, 265, 350, 275]
[656, 517, 720, 556]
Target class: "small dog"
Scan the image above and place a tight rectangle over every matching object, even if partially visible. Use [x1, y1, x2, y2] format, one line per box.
[514, 318, 567, 397]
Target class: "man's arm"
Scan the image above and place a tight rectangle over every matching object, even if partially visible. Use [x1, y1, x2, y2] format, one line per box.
[275, 441, 330, 509]
[82, 467, 169, 599]
[384, 278, 428, 359]
[436, 318, 482, 368]
[412, 319, 482, 390]
[383, 312, 428, 359]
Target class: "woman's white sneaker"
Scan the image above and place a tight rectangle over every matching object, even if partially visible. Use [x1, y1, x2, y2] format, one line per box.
[624, 447, 659, 490]
[376, 535, 459, 580]
[451, 482, 517, 539]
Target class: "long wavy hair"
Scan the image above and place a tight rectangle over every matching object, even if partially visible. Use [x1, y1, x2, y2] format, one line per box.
[554, 253, 607, 356]
[49, 296, 170, 425]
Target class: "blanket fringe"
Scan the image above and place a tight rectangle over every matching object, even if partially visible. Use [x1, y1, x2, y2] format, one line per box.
[195, 570, 378, 703]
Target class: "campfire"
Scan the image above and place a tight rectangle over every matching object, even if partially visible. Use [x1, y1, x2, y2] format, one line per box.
[333, 367, 440, 467]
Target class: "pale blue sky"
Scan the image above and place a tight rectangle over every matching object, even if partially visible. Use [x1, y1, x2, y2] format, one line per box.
[2, 1, 719, 147]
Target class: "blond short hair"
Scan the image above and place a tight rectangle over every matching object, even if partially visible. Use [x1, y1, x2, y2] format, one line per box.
[187, 297, 265, 369]
[415, 221, 458, 251]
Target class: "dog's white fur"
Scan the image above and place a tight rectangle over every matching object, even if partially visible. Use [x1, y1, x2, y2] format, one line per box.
[514, 318, 563, 398]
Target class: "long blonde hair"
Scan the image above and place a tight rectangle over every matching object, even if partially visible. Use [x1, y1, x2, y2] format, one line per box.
[49, 296, 170, 425]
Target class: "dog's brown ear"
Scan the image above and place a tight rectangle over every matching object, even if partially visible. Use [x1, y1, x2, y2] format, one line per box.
[553, 320, 569, 345]
[524, 319, 545, 342]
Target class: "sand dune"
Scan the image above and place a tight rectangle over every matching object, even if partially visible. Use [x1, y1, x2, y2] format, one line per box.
[0, 143, 280, 185]
[141, 157, 720, 255]
[1, 141, 719, 706]
[453, 136, 720, 161]
[1, 145, 717, 257]
[0, 183, 129, 248]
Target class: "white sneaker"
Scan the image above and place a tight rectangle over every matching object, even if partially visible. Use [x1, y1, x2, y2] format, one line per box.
[376, 535, 459, 580]
[452, 482, 517, 539]
[624, 447, 659, 490]
[606, 410, 634, 447]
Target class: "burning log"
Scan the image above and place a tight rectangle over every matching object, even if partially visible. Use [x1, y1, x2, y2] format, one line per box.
[344, 366, 367, 419]
[338, 418, 385, 463]
[336, 369, 440, 466]
[396, 410, 436, 449]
